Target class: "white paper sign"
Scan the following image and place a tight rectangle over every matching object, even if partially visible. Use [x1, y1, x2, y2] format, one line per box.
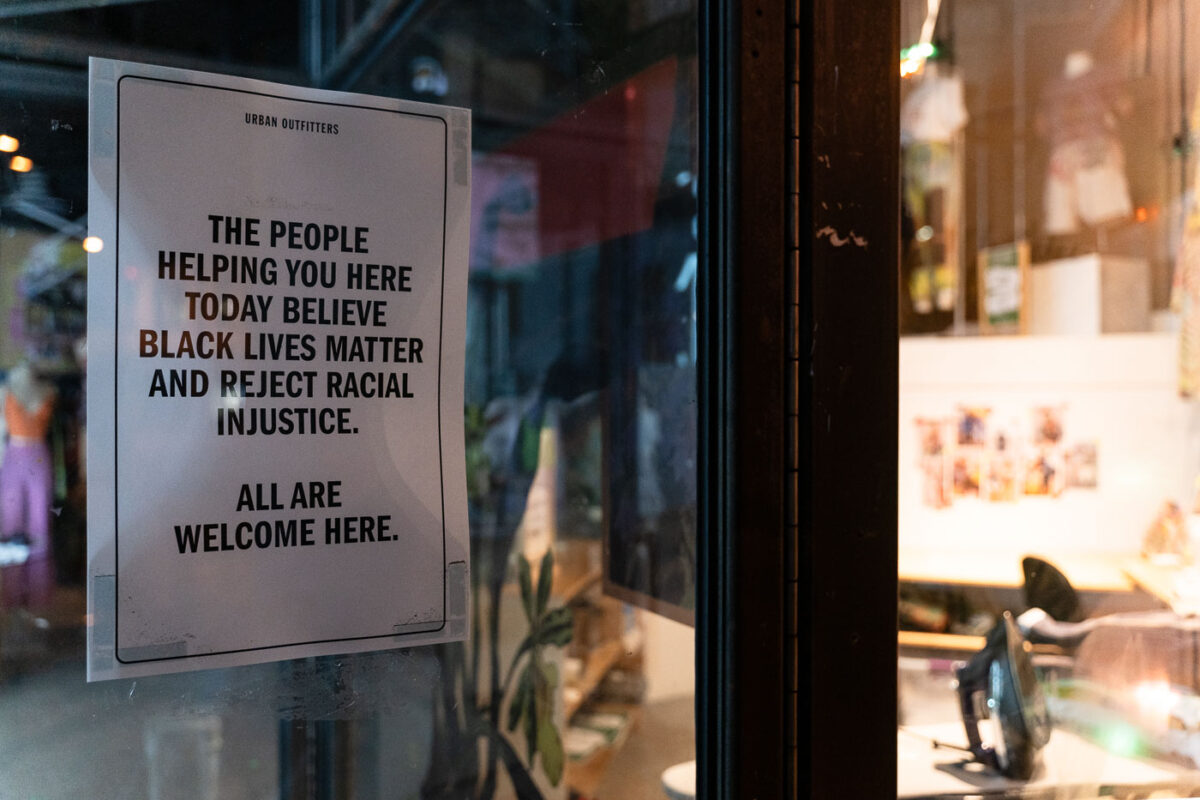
[86, 59, 471, 680]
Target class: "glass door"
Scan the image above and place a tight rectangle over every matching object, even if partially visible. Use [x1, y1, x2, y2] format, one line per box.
[0, 2, 699, 798]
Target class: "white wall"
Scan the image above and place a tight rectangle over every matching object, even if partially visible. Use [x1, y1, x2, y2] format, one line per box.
[899, 333, 1200, 558]
[641, 611, 695, 702]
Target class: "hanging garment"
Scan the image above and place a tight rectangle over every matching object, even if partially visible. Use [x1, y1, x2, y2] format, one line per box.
[901, 71, 968, 317]
[1, 397, 53, 553]
[0, 374, 56, 609]
[1173, 216, 1200, 396]
[1043, 135, 1133, 235]
[1038, 63, 1134, 234]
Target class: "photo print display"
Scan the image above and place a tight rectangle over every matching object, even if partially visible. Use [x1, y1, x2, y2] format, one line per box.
[913, 402, 1098, 509]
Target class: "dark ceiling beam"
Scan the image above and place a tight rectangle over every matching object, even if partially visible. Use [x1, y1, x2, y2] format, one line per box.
[300, 0, 327, 85]
[0, 29, 304, 84]
[0, 59, 85, 98]
[320, 0, 442, 90]
[0, 0, 157, 19]
[7, 200, 85, 239]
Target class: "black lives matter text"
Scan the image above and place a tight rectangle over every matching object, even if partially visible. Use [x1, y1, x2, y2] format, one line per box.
[140, 213, 424, 438]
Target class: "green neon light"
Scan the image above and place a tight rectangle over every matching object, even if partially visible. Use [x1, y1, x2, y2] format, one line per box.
[901, 42, 938, 61]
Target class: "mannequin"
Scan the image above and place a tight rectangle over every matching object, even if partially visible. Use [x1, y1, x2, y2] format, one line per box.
[900, 59, 968, 325]
[0, 362, 56, 604]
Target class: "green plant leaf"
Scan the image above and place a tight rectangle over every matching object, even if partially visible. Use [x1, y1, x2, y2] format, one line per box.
[532, 651, 551, 711]
[519, 418, 539, 472]
[536, 548, 554, 618]
[536, 714, 565, 786]
[538, 659, 559, 690]
[519, 555, 535, 624]
[523, 690, 539, 760]
[505, 689, 522, 732]
[485, 726, 546, 800]
[534, 606, 574, 648]
[507, 665, 533, 733]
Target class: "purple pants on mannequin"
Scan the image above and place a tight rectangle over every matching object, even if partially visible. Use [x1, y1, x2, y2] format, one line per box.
[1, 440, 53, 607]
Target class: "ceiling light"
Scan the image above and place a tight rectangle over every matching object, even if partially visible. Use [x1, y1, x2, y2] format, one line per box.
[0, 135, 18, 153]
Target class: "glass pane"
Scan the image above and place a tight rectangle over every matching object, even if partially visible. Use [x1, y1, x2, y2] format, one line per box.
[898, 1, 1200, 797]
[0, 2, 697, 798]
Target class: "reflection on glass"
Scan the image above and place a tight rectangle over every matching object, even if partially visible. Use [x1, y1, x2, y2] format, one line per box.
[0, 1, 697, 798]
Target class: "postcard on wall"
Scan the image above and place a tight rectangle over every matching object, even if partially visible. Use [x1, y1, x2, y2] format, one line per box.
[86, 59, 471, 679]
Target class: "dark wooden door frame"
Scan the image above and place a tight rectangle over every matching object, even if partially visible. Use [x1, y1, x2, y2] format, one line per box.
[697, 0, 899, 797]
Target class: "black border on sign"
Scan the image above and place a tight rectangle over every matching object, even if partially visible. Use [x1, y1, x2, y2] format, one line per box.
[113, 74, 451, 664]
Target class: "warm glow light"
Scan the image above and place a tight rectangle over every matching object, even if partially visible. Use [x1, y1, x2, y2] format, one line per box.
[900, 42, 939, 77]
[1134, 680, 1178, 717]
[1135, 207, 1149, 223]
[0, 135, 18, 153]
[9, 155, 32, 173]
[82, 236, 103, 254]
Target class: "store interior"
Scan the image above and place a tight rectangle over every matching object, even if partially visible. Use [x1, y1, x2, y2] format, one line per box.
[898, 0, 1200, 797]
